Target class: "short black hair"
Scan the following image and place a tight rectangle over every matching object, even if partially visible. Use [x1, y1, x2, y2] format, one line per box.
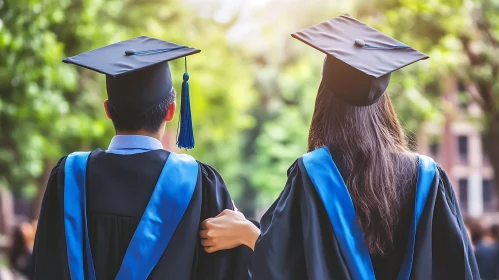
[108, 90, 176, 133]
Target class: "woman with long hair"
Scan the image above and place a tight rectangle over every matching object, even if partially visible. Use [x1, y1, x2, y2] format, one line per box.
[199, 14, 478, 280]
[249, 15, 479, 280]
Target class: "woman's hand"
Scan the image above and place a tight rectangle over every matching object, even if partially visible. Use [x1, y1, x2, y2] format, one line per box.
[199, 209, 260, 253]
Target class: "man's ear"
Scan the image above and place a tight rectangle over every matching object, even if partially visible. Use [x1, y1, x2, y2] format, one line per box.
[103, 100, 111, 120]
[165, 101, 176, 122]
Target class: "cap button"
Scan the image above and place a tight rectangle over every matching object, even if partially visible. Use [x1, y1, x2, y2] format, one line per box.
[354, 39, 366, 47]
[125, 49, 135, 56]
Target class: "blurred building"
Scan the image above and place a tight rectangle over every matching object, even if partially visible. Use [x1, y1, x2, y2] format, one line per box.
[417, 77, 497, 220]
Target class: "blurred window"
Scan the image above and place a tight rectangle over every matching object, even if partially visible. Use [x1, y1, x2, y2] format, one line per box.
[457, 80, 469, 110]
[482, 135, 490, 165]
[429, 142, 439, 158]
[483, 179, 496, 212]
[457, 135, 468, 165]
[459, 178, 468, 211]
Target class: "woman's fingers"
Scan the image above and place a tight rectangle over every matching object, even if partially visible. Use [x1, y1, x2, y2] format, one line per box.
[200, 227, 219, 253]
[199, 209, 253, 253]
[201, 238, 215, 247]
[199, 229, 209, 238]
[204, 246, 218, 253]
[232, 200, 239, 212]
[200, 218, 212, 229]
[215, 208, 232, 218]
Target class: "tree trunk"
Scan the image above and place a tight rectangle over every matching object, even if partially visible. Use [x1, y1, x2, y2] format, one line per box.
[238, 73, 275, 219]
[31, 159, 53, 220]
[485, 112, 499, 210]
[441, 77, 456, 173]
[239, 104, 270, 219]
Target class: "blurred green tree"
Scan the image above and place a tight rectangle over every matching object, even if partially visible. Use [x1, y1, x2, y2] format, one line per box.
[229, 1, 342, 209]
[355, 0, 499, 206]
[0, 0, 254, 217]
[234, 1, 440, 208]
[4, 0, 496, 217]
[0, 0, 114, 217]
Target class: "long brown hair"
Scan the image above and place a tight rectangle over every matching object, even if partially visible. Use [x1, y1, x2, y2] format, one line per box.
[308, 80, 417, 255]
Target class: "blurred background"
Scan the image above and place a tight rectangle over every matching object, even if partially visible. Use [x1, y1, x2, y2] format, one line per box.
[1, 0, 498, 278]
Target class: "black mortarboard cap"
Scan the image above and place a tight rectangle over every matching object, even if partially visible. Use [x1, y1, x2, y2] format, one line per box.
[63, 36, 200, 149]
[292, 14, 428, 106]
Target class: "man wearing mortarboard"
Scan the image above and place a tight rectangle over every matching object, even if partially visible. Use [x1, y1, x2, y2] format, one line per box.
[31, 36, 255, 280]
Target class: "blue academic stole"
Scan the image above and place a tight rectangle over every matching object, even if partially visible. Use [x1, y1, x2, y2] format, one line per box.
[63, 151, 199, 280]
[302, 147, 436, 280]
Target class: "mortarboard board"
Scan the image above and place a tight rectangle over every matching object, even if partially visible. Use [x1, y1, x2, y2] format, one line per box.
[63, 36, 200, 149]
[291, 14, 428, 106]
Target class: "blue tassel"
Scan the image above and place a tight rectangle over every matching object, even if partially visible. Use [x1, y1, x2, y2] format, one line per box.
[177, 72, 195, 149]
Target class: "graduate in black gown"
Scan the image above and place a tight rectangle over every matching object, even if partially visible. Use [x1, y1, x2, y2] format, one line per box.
[32, 36, 253, 280]
[252, 15, 480, 280]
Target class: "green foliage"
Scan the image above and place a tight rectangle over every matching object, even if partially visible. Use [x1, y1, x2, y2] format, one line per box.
[353, 0, 499, 205]
[0, 0, 253, 201]
[233, 0, 497, 205]
[353, 0, 499, 125]
[248, 55, 319, 203]
[0, 0, 110, 197]
[2, 0, 498, 212]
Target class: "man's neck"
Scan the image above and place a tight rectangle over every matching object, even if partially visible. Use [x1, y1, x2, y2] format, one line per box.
[115, 130, 163, 142]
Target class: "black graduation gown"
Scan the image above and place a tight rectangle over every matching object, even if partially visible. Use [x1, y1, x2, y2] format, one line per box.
[32, 149, 253, 280]
[253, 152, 479, 280]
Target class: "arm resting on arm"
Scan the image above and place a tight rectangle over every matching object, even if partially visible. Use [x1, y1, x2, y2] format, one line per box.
[199, 209, 260, 252]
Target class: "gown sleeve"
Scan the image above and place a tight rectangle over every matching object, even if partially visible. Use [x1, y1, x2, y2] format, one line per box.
[31, 157, 71, 280]
[195, 162, 254, 280]
[253, 159, 350, 280]
[428, 166, 480, 280]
